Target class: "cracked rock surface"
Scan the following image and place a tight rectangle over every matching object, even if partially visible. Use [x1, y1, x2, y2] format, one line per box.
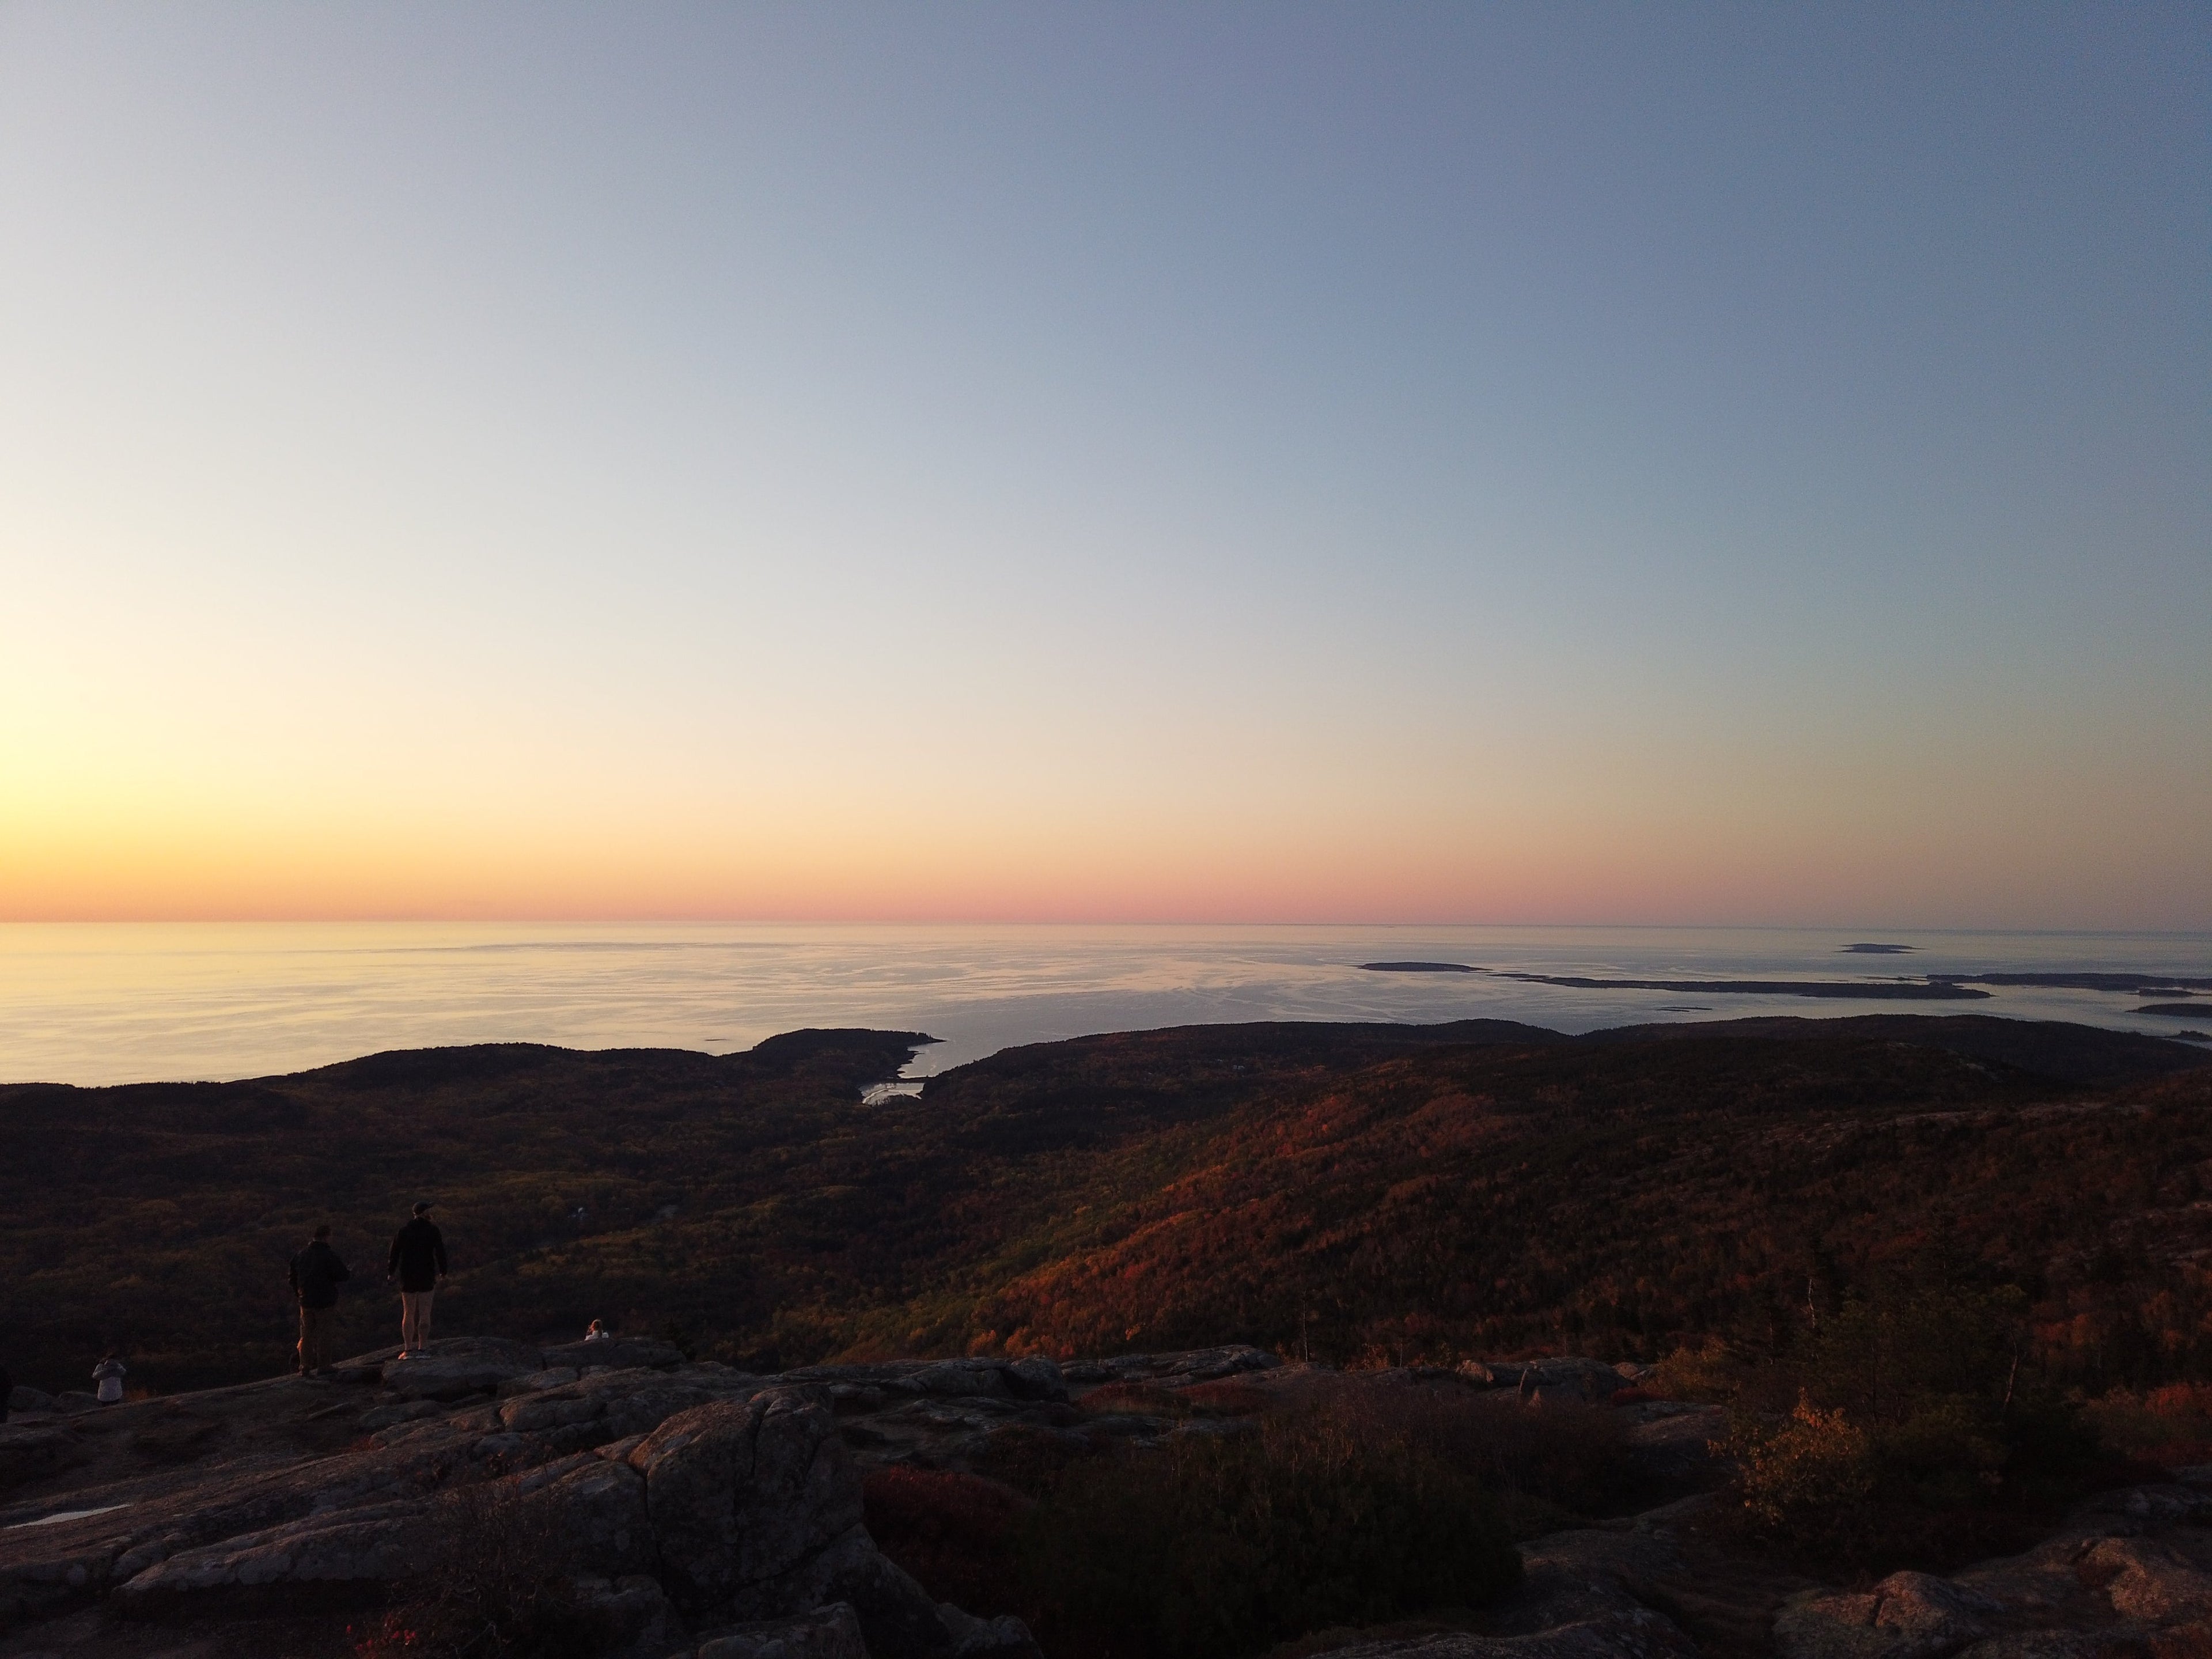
[6, 1338, 2211, 1659]
[0, 1336, 1028, 1659]
[1769, 1476, 2212, 1659]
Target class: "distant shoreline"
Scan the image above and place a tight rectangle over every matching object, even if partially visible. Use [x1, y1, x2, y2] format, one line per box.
[1355, 961, 2212, 1004]
[7, 1005, 2209, 1093]
[10, 924, 2207, 1090]
[1358, 962, 1987, 999]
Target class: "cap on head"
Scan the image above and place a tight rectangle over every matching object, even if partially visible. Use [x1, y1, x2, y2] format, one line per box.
[412, 1202, 432, 1216]
[313, 1224, 331, 1239]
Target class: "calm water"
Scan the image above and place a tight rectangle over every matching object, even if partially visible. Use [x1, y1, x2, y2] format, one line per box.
[2, 923, 2207, 1088]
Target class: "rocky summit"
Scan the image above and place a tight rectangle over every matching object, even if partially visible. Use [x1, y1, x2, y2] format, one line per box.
[3, 1335, 1062, 1659]
[4, 1338, 2211, 1659]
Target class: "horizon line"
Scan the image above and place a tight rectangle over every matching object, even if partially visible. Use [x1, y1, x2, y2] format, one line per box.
[3, 916, 2209, 938]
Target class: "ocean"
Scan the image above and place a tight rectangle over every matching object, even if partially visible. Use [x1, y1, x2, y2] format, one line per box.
[2, 922, 2206, 1089]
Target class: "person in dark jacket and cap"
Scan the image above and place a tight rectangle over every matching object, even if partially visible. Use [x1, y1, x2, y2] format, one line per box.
[287, 1224, 351, 1376]
[387, 1202, 448, 1357]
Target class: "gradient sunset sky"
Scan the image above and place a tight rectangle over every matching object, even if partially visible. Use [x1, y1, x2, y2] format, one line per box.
[2, 3, 2205, 928]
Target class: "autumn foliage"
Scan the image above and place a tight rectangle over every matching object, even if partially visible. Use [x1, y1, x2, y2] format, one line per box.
[3, 1017, 2206, 1420]
[863, 1466, 1033, 1618]
[868, 1383, 1527, 1659]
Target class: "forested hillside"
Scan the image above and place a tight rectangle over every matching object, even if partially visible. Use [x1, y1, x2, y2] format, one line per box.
[2, 1016, 2205, 1397]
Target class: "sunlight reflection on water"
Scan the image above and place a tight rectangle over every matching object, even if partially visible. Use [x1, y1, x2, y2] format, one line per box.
[1, 922, 2206, 1086]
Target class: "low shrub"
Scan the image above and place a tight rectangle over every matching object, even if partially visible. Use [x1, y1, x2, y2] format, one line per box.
[366, 1481, 605, 1659]
[1722, 1388, 2099, 1569]
[1878, 1396, 2007, 1508]
[1176, 1379, 1270, 1415]
[1314, 1381, 1627, 1522]
[1719, 1276, 2108, 1568]
[888, 1380, 1594, 1656]
[1727, 1395, 1876, 1539]
[1075, 1381, 1190, 1418]
[971, 1422, 1097, 1497]
[1652, 1336, 1741, 1402]
[2083, 1383, 2212, 1467]
[863, 1466, 1033, 1618]
[1019, 1410, 1519, 1659]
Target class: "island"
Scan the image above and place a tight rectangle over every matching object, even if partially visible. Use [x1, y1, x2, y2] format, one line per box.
[1492, 973, 1988, 1000]
[1936, 972, 2212, 993]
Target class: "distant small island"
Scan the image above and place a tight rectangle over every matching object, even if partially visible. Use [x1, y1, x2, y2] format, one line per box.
[1358, 961, 1481, 973]
[1840, 942, 1918, 954]
[2139, 1003, 2207, 1019]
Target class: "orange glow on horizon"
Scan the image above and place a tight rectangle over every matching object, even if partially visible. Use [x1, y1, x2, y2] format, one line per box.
[6, 769, 2200, 930]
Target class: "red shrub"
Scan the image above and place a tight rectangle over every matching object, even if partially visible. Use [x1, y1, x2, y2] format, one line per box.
[2149, 1384, 2212, 1418]
[1610, 1386, 1657, 1405]
[1309, 1378, 1629, 1520]
[863, 1466, 1033, 1618]
[1075, 1381, 1187, 1417]
[1177, 1380, 1270, 1415]
[2084, 1384, 2212, 1467]
[349, 1617, 424, 1656]
[972, 1423, 1096, 1497]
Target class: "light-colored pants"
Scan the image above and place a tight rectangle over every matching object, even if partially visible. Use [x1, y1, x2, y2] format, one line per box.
[297, 1304, 334, 1372]
[400, 1290, 434, 1352]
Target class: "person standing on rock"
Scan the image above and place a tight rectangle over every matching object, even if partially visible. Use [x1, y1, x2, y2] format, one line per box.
[287, 1223, 350, 1376]
[387, 1202, 448, 1357]
[92, 1354, 126, 1404]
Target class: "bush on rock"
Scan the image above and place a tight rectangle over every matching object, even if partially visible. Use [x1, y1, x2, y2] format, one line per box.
[1017, 1408, 1519, 1659]
[1719, 1272, 2107, 1567]
[361, 1480, 607, 1659]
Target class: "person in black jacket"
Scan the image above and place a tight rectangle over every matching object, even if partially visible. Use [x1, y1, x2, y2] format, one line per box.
[287, 1224, 351, 1376]
[387, 1202, 448, 1357]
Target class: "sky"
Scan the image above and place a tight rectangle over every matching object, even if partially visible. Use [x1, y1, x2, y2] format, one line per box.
[1, 3, 2206, 929]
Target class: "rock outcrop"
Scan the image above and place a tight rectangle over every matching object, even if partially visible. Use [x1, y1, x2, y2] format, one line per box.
[1772, 1477, 2212, 1659]
[0, 1336, 1709, 1659]
[0, 1425, 89, 1493]
[0, 1335, 1042, 1658]
[382, 1335, 548, 1401]
[1321, 1528, 1703, 1659]
[10, 1336, 2212, 1659]
[688, 1600, 870, 1659]
[113, 1501, 423, 1615]
[631, 1392, 857, 1618]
